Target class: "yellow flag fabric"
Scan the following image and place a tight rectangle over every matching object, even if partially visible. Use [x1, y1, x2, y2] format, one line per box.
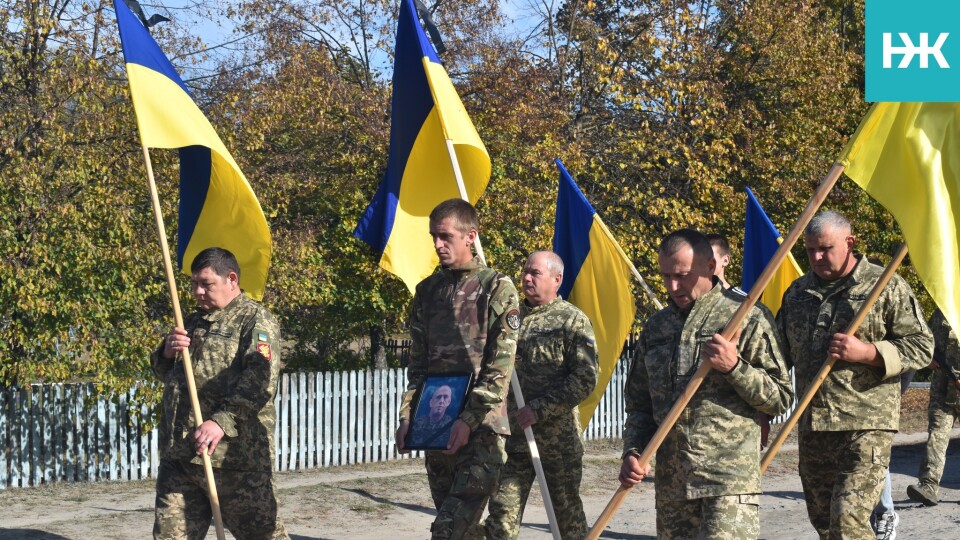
[115, 0, 271, 299]
[838, 102, 960, 335]
[553, 160, 637, 426]
[353, 0, 490, 292]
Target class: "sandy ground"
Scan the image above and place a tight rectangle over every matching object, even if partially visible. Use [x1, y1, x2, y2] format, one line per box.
[1, 390, 958, 539]
[0, 430, 957, 539]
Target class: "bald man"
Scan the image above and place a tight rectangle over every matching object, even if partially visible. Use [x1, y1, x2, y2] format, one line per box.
[486, 251, 598, 540]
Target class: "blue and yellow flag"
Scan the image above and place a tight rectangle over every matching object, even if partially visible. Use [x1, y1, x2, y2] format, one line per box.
[742, 188, 802, 316]
[114, 0, 271, 299]
[353, 0, 491, 293]
[839, 102, 960, 337]
[552, 160, 636, 426]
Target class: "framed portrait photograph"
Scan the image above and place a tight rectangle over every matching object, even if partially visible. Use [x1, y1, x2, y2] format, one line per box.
[405, 373, 473, 451]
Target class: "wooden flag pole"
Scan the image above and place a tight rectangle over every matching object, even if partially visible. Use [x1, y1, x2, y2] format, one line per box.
[760, 243, 909, 474]
[444, 139, 561, 540]
[593, 218, 663, 310]
[586, 163, 846, 539]
[142, 146, 227, 540]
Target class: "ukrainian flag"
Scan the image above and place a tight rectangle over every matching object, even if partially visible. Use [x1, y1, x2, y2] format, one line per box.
[553, 160, 636, 426]
[353, 0, 491, 292]
[114, 0, 271, 299]
[839, 102, 960, 339]
[742, 187, 802, 316]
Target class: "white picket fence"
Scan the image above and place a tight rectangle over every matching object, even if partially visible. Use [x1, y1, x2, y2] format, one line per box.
[0, 361, 631, 489]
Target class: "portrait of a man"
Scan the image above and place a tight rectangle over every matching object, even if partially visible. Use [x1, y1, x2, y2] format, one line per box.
[406, 375, 470, 449]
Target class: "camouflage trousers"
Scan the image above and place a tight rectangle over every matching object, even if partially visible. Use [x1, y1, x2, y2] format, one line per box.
[425, 429, 506, 540]
[798, 430, 893, 540]
[654, 493, 759, 539]
[918, 401, 960, 486]
[154, 459, 289, 540]
[485, 449, 587, 540]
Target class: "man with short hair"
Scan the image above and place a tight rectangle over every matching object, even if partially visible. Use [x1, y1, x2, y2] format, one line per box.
[485, 251, 598, 539]
[396, 199, 520, 539]
[906, 308, 960, 507]
[620, 229, 793, 539]
[153, 247, 288, 540]
[776, 210, 933, 539]
[707, 233, 746, 295]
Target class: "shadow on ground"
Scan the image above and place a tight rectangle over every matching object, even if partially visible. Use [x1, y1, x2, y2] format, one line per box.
[0, 530, 70, 540]
[340, 486, 436, 516]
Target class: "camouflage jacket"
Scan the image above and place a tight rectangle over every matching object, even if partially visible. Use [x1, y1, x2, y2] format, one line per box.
[505, 298, 598, 455]
[623, 282, 793, 500]
[150, 294, 282, 471]
[776, 255, 933, 431]
[400, 257, 520, 435]
[929, 309, 960, 409]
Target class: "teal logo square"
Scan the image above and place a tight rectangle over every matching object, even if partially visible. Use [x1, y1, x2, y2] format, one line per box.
[866, 0, 960, 101]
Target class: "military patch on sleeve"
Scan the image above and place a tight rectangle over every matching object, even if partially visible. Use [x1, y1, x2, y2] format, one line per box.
[505, 309, 521, 330]
[257, 341, 272, 361]
[258, 332, 268, 341]
[585, 339, 595, 348]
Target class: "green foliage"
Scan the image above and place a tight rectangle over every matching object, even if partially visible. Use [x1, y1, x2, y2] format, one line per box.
[0, 0, 936, 398]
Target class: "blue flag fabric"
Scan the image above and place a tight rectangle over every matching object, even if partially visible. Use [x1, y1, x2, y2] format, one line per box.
[742, 187, 802, 315]
[553, 160, 636, 426]
[114, 0, 271, 299]
[353, 0, 490, 292]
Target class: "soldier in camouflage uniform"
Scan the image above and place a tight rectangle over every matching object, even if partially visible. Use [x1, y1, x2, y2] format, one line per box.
[485, 251, 598, 540]
[776, 211, 933, 539]
[906, 308, 960, 506]
[152, 247, 288, 540]
[620, 229, 794, 539]
[395, 199, 520, 540]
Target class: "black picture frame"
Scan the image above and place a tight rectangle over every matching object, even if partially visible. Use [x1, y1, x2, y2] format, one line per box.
[405, 373, 473, 450]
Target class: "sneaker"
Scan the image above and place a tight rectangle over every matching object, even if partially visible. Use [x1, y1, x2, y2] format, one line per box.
[873, 510, 899, 540]
[907, 482, 939, 506]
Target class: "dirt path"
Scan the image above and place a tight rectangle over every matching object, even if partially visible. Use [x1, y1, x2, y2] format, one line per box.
[1, 429, 958, 539]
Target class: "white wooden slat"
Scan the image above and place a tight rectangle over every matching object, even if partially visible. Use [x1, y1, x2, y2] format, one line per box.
[279, 374, 290, 472]
[332, 371, 342, 466]
[274, 379, 282, 472]
[0, 388, 8, 488]
[108, 394, 119, 481]
[85, 385, 96, 482]
[51, 384, 63, 483]
[287, 374, 298, 471]
[64, 385, 76, 483]
[30, 387, 43, 487]
[118, 390, 129, 481]
[374, 369, 385, 462]
[307, 373, 317, 469]
[16, 387, 28, 487]
[323, 372, 332, 467]
[386, 369, 396, 461]
[362, 370, 371, 462]
[350, 371, 358, 465]
[297, 372, 306, 469]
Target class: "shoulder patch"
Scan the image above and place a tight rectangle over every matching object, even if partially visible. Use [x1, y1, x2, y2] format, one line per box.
[257, 341, 272, 361]
[505, 309, 521, 331]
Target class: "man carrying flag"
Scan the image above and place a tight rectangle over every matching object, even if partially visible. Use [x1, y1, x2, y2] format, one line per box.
[775, 211, 932, 539]
[620, 229, 793, 539]
[114, 2, 282, 538]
